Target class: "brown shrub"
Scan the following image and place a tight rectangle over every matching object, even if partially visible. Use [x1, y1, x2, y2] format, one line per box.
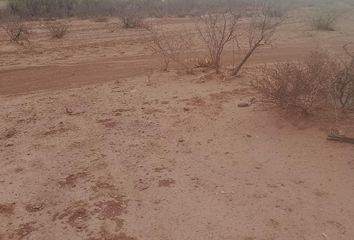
[262, 0, 289, 18]
[335, 69, 354, 110]
[195, 3, 282, 75]
[310, 9, 338, 31]
[2, 17, 30, 43]
[195, 11, 240, 73]
[120, 15, 144, 29]
[45, 21, 69, 39]
[255, 51, 340, 115]
[147, 27, 194, 72]
[334, 44, 354, 110]
[232, 2, 283, 76]
[194, 58, 213, 68]
[92, 17, 109, 23]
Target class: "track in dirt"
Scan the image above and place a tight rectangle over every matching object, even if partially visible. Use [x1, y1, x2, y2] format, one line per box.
[0, 56, 159, 96]
[0, 46, 311, 96]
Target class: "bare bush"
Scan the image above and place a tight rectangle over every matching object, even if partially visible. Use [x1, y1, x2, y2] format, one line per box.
[73, 0, 119, 17]
[92, 17, 109, 23]
[2, 17, 30, 43]
[194, 57, 213, 68]
[335, 69, 354, 110]
[118, 0, 146, 29]
[120, 15, 144, 29]
[147, 27, 194, 72]
[8, 0, 76, 19]
[232, 3, 283, 76]
[334, 43, 354, 110]
[45, 21, 69, 39]
[255, 51, 340, 115]
[262, 0, 289, 18]
[196, 11, 240, 73]
[164, 0, 252, 18]
[310, 9, 338, 31]
[4, 0, 254, 20]
[195, 2, 282, 76]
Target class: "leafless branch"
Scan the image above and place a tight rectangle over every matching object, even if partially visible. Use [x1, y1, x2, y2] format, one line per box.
[147, 26, 194, 72]
[232, 2, 283, 76]
[195, 11, 240, 73]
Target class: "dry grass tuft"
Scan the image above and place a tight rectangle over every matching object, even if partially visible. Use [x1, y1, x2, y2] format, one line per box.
[2, 17, 30, 44]
[45, 21, 69, 39]
[255, 51, 340, 115]
[310, 9, 338, 31]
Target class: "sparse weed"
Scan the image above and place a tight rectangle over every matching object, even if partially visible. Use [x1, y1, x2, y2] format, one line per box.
[310, 9, 338, 31]
[45, 21, 69, 39]
[255, 51, 340, 115]
[2, 17, 30, 44]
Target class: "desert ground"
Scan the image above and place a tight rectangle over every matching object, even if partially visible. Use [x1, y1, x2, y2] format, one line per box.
[1, 5, 354, 240]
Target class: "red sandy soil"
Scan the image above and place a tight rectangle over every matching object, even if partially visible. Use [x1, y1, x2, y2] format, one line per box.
[1, 8, 354, 240]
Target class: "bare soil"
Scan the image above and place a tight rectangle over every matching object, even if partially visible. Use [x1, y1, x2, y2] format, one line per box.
[1, 9, 354, 240]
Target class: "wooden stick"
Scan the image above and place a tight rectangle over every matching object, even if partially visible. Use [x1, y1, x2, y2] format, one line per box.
[327, 134, 354, 144]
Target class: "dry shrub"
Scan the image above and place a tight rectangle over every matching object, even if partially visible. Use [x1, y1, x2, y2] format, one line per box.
[92, 17, 109, 23]
[196, 11, 240, 73]
[120, 15, 144, 29]
[8, 0, 75, 19]
[334, 44, 354, 110]
[232, 3, 283, 76]
[255, 51, 340, 115]
[194, 58, 213, 68]
[147, 27, 194, 72]
[335, 68, 354, 110]
[3, 0, 259, 20]
[195, 3, 282, 75]
[310, 9, 338, 31]
[2, 17, 30, 43]
[262, 0, 289, 18]
[45, 21, 69, 39]
[118, 0, 146, 29]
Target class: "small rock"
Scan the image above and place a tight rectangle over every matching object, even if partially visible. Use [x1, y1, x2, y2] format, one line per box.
[238, 102, 250, 108]
[65, 107, 73, 115]
[5, 143, 14, 147]
[25, 202, 45, 213]
[4, 128, 16, 139]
